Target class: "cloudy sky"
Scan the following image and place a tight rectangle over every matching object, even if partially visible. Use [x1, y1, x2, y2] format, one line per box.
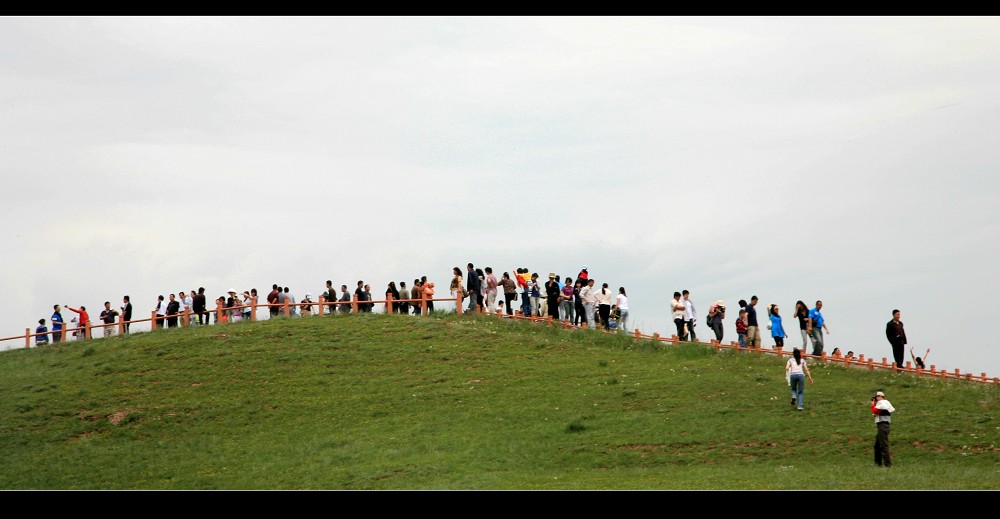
[3, 16, 999, 379]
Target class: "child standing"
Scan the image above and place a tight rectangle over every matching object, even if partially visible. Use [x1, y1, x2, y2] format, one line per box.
[736, 309, 748, 349]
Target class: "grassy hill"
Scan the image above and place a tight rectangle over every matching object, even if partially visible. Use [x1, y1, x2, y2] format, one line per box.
[1, 312, 996, 490]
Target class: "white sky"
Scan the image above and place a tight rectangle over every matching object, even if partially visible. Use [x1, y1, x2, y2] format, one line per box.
[3, 16, 999, 378]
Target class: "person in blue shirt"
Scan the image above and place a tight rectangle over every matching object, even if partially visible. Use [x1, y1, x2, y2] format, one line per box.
[767, 304, 788, 350]
[35, 318, 49, 346]
[806, 300, 830, 356]
[50, 305, 65, 343]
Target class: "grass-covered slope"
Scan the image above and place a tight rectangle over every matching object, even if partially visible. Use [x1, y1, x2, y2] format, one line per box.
[1, 312, 996, 489]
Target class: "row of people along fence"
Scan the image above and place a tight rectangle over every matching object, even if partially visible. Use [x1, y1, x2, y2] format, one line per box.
[2, 292, 997, 385]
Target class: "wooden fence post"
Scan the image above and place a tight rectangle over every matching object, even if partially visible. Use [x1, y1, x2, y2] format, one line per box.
[284, 298, 290, 318]
[183, 307, 190, 327]
[118, 316, 125, 335]
[84, 321, 91, 340]
[317, 295, 325, 317]
[25, 328, 30, 349]
[150, 310, 158, 331]
[455, 292, 462, 315]
[352, 294, 359, 314]
[216, 300, 224, 324]
[387, 294, 394, 315]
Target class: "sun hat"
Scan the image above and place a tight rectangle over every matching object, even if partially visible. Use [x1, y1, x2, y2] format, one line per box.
[549, 273, 556, 278]
[228, 288, 236, 294]
[876, 391, 885, 397]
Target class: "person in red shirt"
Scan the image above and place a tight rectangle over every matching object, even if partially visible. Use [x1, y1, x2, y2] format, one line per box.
[65, 305, 90, 340]
[266, 284, 280, 319]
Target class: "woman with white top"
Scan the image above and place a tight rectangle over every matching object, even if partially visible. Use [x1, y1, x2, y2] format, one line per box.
[785, 348, 814, 411]
[595, 282, 614, 330]
[616, 287, 629, 333]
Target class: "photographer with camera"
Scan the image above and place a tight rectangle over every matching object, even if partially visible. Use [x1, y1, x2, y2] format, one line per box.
[871, 391, 896, 468]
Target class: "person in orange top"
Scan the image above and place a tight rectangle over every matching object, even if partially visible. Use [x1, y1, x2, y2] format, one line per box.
[65, 305, 90, 340]
[421, 276, 435, 314]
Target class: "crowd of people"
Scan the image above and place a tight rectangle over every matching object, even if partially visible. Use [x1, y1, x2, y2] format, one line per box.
[28, 264, 638, 342]
[28, 264, 918, 380]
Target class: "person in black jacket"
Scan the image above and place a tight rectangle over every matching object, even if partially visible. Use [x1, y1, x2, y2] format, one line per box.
[885, 309, 907, 369]
[121, 295, 133, 333]
[166, 294, 181, 328]
[466, 263, 481, 314]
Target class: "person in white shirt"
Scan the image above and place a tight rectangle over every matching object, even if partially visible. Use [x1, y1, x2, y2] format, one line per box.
[871, 391, 896, 467]
[616, 287, 630, 333]
[670, 292, 686, 340]
[595, 282, 614, 330]
[484, 267, 499, 315]
[682, 290, 697, 341]
[580, 280, 597, 329]
[785, 348, 814, 410]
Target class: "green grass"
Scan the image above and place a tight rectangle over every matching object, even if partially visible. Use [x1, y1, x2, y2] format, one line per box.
[1, 312, 996, 489]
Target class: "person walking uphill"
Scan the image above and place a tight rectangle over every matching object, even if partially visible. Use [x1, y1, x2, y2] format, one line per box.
[785, 348, 814, 410]
[885, 309, 907, 369]
[871, 391, 895, 468]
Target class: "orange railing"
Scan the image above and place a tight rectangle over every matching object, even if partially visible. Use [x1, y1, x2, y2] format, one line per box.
[4, 292, 998, 385]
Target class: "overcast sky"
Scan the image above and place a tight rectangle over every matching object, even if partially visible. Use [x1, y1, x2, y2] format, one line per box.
[3, 16, 999, 379]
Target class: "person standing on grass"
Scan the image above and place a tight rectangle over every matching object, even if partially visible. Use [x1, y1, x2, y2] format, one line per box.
[671, 291, 686, 340]
[682, 290, 697, 341]
[561, 278, 576, 323]
[99, 301, 118, 338]
[785, 348, 814, 411]
[242, 291, 253, 321]
[267, 284, 281, 318]
[573, 281, 585, 326]
[166, 294, 180, 328]
[498, 272, 517, 316]
[806, 300, 830, 356]
[325, 280, 336, 315]
[410, 280, 422, 315]
[707, 300, 725, 342]
[794, 300, 810, 350]
[580, 279, 598, 329]
[885, 309, 907, 369]
[51, 305, 66, 343]
[545, 273, 561, 320]
[466, 263, 481, 314]
[66, 304, 90, 340]
[616, 287, 629, 333]
[871, 391, 895, 468]
[340, 284, 353, 314]
[735, 308, 748, 349]
[121, 295, 133, 333]
[767, 304, 788, 350]
[398, 281, 410, 315]
[745, 296, 761, 349]
[596, 283, 614, 330]
[191, 289, 206, 326]
[530, 273, 542, 317]
[484, 268, 498, 316]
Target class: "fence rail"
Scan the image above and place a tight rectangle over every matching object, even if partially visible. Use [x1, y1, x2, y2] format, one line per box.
[5, 292, 997, 385]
